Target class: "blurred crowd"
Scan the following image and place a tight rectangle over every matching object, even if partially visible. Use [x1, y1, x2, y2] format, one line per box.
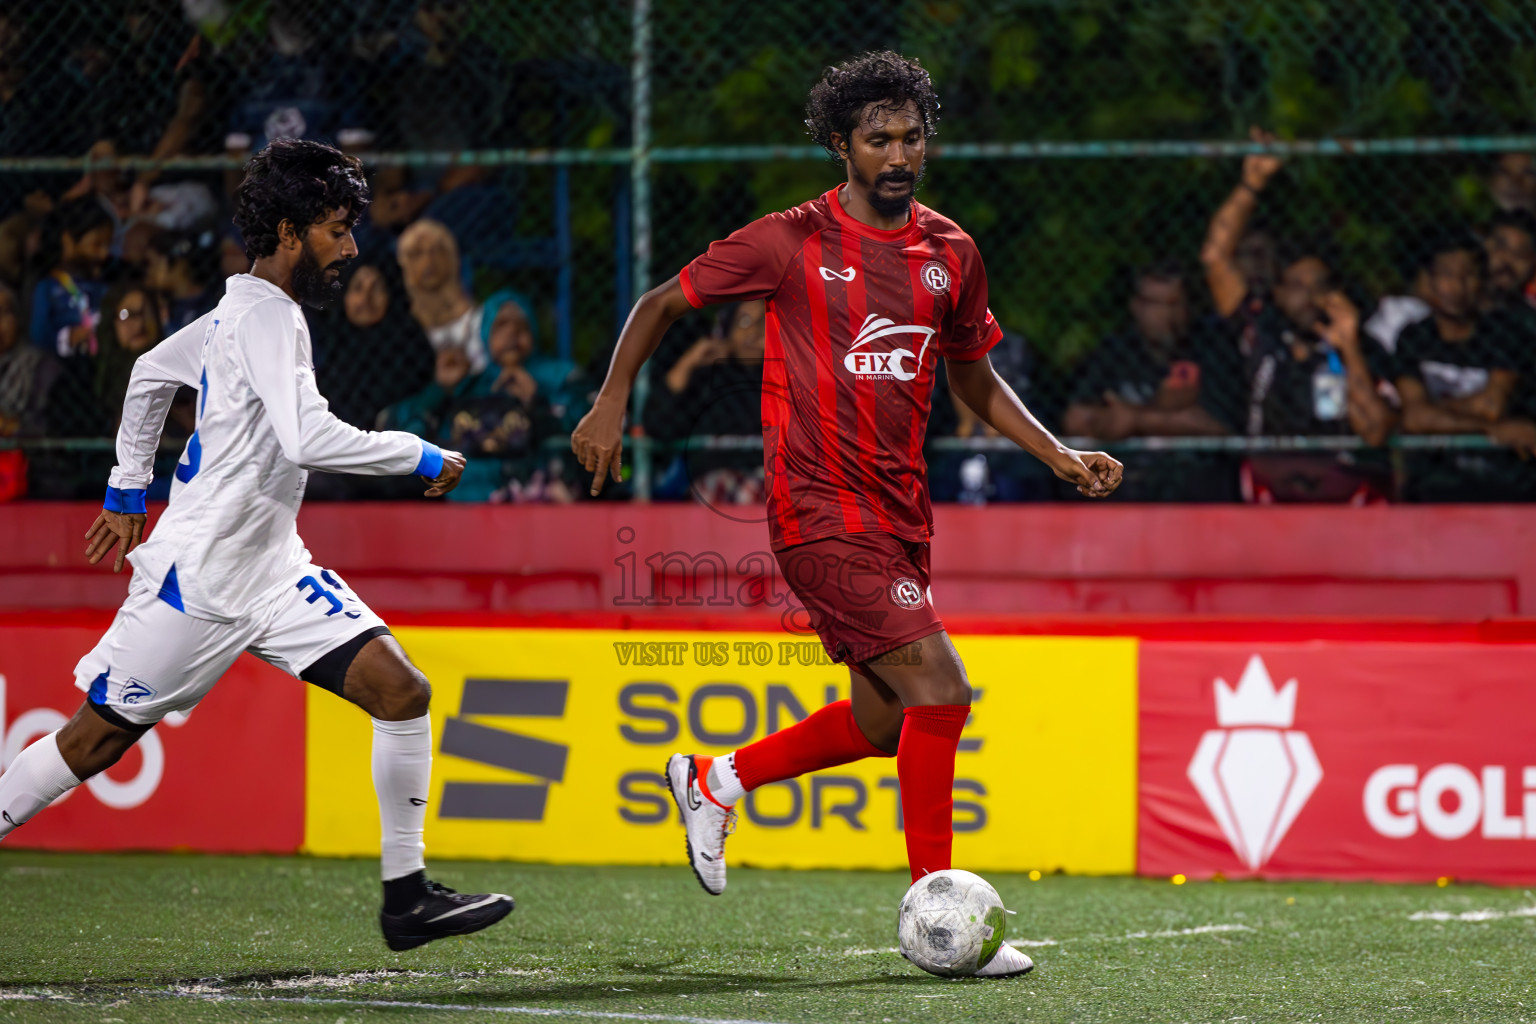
[0, 0, 597, 502]
[3, 1, 1536, 505]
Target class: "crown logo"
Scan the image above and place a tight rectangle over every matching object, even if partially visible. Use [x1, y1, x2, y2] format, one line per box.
[1214, 655, 1296, 728]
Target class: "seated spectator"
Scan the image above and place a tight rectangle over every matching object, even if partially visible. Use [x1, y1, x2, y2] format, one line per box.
[0, 281, 54, 439]
[30, 196, 112, 358]
[481, 291, 579, 420]
[1364, 239, 1432, 356]
[145, 229, 221, 332]
[58, 139, 131, 257]
[396, 218, 489, 372]
[1065, 261, 1233, 440]
[1062, 261, 1238, 501]
[0, 280, 50, 501]
[222, 0, 367, 153]
[483, 295, 539, 407]
[1483, 209, 1536, 314]
[648, 300, 767, 504]
[379, 338, 555, 503]
[1393, 227, 1536, 501]
[1489, 151, 1536, 214]
[92, 279, 161, 429]
[311, 261, 434, 430]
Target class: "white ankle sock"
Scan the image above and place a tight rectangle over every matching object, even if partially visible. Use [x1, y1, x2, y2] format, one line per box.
[0, 732, 81, 839]
[706, 752, 745, 805]
[372, 714, 431, 881]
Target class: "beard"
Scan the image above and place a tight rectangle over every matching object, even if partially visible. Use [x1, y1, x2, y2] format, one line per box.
[292, 242, 349, 310]
[862, 164, 925, 218]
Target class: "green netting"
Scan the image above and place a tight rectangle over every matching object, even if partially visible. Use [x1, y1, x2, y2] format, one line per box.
[2, 0, 1536, 502]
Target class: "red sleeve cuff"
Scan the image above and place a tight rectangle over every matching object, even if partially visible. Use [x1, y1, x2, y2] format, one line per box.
[678, 265, 704, 308]
[945, 319, 1004, 363]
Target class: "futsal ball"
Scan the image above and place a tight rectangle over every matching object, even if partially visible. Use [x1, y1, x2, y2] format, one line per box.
[897, 869, 1007, 977]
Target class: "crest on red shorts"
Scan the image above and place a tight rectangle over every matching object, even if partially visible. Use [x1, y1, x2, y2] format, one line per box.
[889, 577, 925, 610]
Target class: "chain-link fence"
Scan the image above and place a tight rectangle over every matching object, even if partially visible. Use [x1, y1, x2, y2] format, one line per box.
[3, 0, 1536, 503]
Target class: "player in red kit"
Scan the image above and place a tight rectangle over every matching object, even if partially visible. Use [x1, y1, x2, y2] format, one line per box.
[573, 51, 1121, 977]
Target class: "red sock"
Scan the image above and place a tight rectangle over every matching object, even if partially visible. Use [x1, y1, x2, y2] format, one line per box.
[898, 704, 969, 883]
[734, 699, 890, 790]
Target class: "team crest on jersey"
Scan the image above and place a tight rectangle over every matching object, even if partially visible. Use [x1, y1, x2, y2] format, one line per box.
[920, 261, 950, 296]
[889, 577, 925, 610]
[843, 314, 936, 383]
[121, 678, 157, 705]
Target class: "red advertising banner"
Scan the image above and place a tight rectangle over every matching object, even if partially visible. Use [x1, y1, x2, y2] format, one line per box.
[1140, 642, 1536, 885]
[0, 621, 305, 852]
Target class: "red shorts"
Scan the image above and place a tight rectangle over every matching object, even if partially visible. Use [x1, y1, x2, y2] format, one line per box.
[774, 531, 944, 670]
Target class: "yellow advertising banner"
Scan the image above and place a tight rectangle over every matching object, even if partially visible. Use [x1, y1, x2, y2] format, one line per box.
[304, 629, 1137, 873]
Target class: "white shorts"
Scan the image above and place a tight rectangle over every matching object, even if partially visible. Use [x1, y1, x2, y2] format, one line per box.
[73, 562, 389, 727]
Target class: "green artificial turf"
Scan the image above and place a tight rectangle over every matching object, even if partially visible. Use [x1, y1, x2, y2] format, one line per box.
[1, 851, 1533, 1023]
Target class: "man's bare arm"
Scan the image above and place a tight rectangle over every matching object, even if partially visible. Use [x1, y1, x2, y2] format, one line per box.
[571, 275, 696, 495]
[947, 354, 1122, 497]
[1398, 377, 1498, 434]
[1436, 369, 1517, 422]
[1201, 127, 1283, 318]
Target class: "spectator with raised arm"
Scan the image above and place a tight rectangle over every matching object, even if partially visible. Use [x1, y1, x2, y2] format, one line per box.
[1201, 128, 1345, 435]
[1202, 128, 1393, 500]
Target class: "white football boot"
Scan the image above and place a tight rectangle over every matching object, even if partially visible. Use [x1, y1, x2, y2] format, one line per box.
[973, 942, 1034, 978]
[665, 753, 736, 896]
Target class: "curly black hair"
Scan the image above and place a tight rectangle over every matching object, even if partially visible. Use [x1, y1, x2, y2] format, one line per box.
[232, 138, 370, 261]
[804, 51, 940, 160]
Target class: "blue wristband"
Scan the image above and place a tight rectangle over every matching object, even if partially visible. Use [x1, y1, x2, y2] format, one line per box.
[104, 486, 147, 514]
[414, 441, 444, 480]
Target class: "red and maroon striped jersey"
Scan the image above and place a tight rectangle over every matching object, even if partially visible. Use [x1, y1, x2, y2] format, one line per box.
[678, 185, 1001, 551]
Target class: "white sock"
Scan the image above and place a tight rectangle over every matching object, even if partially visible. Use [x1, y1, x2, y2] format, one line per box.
[706, 752, 746, 805]
[372, 714, 431, 881]
[0, 732, 81, 839]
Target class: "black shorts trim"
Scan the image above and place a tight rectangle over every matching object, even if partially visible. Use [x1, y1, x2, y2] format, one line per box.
[85, 698, 150, 733]
[301, 625, 392, 696]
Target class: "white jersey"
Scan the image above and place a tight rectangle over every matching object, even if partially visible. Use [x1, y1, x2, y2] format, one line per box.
[107, 273, 437, 622]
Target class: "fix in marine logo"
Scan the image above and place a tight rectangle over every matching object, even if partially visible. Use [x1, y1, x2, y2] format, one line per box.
[843, 314, 937, 382]
[819, 265, 856, 282]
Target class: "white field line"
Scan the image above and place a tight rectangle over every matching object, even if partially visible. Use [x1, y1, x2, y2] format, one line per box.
[0, 991, 798, 1024]
[1113, 924, 1252, 941]
[840, 922, 1250, 957]
[1409, 905, 1536, 922]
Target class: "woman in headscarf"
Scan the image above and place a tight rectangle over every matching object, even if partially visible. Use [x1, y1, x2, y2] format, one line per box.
[310, 260, 435, 430]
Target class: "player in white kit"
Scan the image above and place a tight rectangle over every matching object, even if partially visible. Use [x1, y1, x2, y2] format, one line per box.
[0, 140, 513, 951]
